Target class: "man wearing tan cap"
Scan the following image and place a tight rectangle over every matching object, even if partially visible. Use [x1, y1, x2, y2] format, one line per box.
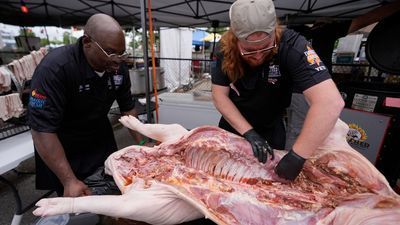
[211, 0, 344, 181]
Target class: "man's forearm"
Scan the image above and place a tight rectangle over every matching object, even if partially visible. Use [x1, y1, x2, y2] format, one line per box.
[292, 101, 343, 158]
[31, 130, 77, 185]
[214, 95, 252, 135]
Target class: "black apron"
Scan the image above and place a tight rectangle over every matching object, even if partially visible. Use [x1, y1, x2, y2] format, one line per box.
[219, 58, 291, 149]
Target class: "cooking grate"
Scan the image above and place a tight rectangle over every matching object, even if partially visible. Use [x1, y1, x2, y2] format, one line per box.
[0, 117, 30, 141]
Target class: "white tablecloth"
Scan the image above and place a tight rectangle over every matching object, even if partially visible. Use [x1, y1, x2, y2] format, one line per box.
[0, 131, 33, 175]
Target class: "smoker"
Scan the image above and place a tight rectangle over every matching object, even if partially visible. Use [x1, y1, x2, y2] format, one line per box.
[338, 81, 400, 187]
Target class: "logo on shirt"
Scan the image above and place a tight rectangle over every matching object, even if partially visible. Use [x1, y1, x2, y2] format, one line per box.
[113, 74, 123, 86]
[304, 46, 326, 72]
[108, 74, 123, 90]
[29, 89, 47, 109]
[79, 84, 90, 92]
[268, 64, 281, 84]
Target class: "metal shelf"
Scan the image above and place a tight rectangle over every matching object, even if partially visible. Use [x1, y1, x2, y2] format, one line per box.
[0, 117, 30, 141]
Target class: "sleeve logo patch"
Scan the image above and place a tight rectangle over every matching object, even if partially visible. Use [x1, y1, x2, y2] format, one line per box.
[29, 89, 47, 108]
[304, 46, 326, 71]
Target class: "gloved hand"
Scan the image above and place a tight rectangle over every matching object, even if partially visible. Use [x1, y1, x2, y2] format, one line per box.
[275, 149, 306, 181]
[243, 129, 274, 163]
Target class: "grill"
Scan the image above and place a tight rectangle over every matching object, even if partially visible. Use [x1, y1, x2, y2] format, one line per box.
[0, 117, 30, 141]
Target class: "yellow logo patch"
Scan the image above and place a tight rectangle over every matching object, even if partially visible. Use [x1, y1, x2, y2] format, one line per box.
[304, 46, 321, 66]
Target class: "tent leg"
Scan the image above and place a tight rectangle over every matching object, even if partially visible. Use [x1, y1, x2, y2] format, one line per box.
[11, 214, 23, 225]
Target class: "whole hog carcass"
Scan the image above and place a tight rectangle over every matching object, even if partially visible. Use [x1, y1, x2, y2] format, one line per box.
[33, 116, 400, 225]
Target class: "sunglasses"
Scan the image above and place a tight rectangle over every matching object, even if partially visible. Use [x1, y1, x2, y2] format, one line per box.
[85, 35, 129, 61]
[239, 41, 277, 56]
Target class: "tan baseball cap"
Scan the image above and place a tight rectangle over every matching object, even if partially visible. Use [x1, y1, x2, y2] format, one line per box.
[229, 0, 276, 40]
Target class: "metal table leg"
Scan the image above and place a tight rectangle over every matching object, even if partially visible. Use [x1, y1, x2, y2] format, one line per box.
[0, 175, 54, 225]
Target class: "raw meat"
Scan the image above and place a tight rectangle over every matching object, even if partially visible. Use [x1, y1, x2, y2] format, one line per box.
[33, 116, 400, 225]
[0, 93, 24, 121]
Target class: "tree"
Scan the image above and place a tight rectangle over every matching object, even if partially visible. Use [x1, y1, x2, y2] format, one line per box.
[63, 31, 77, 45]
[40, 38, 50, 47]
[19, 28, 35, 37]
[130, 31, 142, 48]
[206, 27, 228, 35]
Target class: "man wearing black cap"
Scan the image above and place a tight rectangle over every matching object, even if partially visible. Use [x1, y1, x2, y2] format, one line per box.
[28, 14, 143, 197]
[211, 0, 344, 181]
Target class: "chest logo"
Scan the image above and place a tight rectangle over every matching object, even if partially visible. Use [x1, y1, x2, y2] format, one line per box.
[267, 64, 281, 84]
[109, 74, 123, 90]
[113, 75, 123, 86]
[79, 84, 90, 92]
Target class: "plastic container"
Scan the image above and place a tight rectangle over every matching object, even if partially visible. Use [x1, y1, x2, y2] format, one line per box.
[158, 93, 220, 130]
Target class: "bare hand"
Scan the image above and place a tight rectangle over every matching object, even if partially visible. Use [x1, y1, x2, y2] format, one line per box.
[63, 179, 91, 197]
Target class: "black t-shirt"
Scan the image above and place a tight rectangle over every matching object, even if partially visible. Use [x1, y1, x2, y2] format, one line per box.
[28, 38, 135, 190]
[211, 29, 330, 132]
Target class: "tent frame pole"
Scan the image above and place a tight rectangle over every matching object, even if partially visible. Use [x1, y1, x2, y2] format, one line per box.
[140, 0, 152, 123]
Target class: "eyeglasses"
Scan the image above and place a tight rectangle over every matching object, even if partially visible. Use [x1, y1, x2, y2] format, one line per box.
[239, 41, 277, 56]
[85, 35, 129, 61]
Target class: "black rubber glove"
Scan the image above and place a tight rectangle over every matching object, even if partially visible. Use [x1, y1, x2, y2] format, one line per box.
[275, 149, 306, 181]
[243, 129, 274, 163]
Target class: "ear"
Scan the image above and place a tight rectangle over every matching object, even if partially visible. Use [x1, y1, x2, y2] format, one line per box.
[82, 35, 91, 48]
